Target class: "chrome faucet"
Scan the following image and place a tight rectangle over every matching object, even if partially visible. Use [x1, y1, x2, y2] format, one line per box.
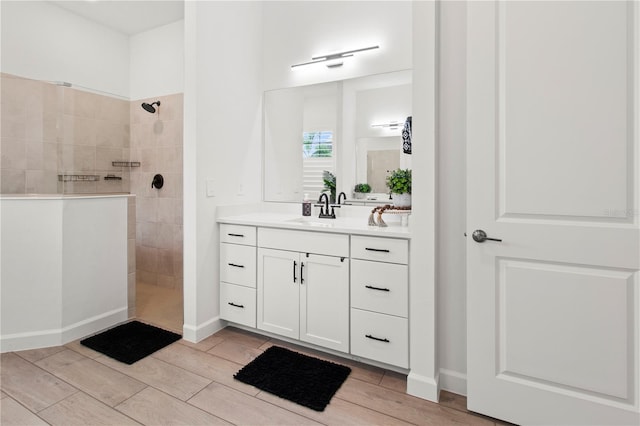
[315, 193, 336, 219]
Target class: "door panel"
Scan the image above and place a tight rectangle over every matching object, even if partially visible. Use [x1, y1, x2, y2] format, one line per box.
[257, 248, 299, 338]
[498, 259, 634, 400]
[498, 1, 631, 219]
[467, 1, 640, 424]
[300, 253, 349, 352]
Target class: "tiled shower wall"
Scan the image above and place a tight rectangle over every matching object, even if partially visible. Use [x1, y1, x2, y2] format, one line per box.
[130, 94, 184, 291]
[1, 73, 184, 296]
[0, 73, 131, 194]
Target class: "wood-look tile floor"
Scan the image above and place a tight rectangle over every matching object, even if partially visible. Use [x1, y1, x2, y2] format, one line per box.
[1, 326, 509, 425]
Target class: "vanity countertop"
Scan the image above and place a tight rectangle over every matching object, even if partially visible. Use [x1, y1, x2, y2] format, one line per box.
[217, 212, 411, 239]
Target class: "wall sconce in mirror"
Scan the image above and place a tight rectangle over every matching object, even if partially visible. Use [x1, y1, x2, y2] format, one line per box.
[371, 121, 403, 130]
[291, 45, 379, 69]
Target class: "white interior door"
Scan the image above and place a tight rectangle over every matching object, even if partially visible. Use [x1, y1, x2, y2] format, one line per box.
[466, 1, 640, 425]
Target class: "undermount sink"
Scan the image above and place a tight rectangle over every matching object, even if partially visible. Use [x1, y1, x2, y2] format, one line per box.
[286, 217, 335, 228]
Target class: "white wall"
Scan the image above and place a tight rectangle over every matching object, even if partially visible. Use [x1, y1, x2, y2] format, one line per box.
[437, 0, 468, 395]
[0, 1, 129, 98]
[183, 1, 263, 341]
[130, 20, 185, 100]
[1, 196, 128, 352]
[262, 1, 412, 90]
[1, 1, 183, 100]
[408, 0, 438, 401]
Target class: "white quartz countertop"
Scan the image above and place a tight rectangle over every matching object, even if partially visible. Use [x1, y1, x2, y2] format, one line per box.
[217, 212, 412, 239]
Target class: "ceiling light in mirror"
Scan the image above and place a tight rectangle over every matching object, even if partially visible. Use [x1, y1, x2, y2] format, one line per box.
[371, 121, 403, 130]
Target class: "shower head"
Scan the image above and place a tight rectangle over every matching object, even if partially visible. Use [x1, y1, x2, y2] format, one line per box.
[141, 101, 161, 113]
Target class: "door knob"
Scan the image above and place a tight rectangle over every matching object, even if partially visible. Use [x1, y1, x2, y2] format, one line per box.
[472, 229, 502, 243]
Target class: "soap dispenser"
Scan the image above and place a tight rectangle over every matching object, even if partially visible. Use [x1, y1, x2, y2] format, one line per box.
[302, 194, 311, 216]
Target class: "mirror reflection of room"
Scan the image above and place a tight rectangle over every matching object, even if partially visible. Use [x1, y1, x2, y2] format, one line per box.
[355, 80, 412, 200]
[264, 70, 411, 204]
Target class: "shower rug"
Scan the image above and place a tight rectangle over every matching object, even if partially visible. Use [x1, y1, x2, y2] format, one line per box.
[234, 346, 351, 411]
[80, 321, 181, 364]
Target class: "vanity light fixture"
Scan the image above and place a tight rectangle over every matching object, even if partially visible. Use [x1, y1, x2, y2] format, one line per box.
[291, 45, 379, 69]
[371, 121, 402, 129]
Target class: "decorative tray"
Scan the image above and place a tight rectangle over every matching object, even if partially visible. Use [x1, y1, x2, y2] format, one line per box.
[368, 205, 411, 227]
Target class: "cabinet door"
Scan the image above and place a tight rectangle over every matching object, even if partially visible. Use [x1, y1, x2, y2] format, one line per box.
[257, 248, 299, 339]
[300, 253, 349, 353]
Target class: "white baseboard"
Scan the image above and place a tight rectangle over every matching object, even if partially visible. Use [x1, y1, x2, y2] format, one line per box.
[182, 316, 225, 343]
[407, 370, 440, 402]
[439, 368, 467, 396]
[61, 307, 128, 344]
[0, 328, 62, 353]
[1, 306, 128, 353]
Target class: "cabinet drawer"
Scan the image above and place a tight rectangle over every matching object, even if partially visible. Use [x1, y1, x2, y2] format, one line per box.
[258, 228, 349, 257]
[220, 243, 256, 288]
[350, 308, 408, 368]
[351, 259, 408, 318]
[220, 224, 256, 246]
[220, 282, 256, 327]
[351, 236, 408, 264]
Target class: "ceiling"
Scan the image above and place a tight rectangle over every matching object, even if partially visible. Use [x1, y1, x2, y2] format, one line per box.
[49, 0, 184, 36]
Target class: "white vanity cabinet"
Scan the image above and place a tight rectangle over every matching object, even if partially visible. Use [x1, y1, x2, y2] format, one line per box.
[257, 228, 350, 353]
[350, 235, 409, 368]
[219, 224, 257, 327]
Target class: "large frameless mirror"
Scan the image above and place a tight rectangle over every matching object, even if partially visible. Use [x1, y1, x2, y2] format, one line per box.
[263, 69, 412, 203]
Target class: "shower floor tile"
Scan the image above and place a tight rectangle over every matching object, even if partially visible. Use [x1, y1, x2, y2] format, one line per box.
[135, 282, 183, 334]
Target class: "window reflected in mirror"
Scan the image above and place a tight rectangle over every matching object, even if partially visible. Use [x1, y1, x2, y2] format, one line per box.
[303, 131, 334, 200]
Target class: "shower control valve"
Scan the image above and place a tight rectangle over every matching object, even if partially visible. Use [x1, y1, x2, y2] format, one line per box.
[152, 174, 164, 189]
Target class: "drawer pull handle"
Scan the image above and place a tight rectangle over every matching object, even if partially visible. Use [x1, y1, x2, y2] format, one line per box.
[228, 233, 244, 237]
[293, 261, 297, 283]
[365, 285, 390, 292]
[228, 302, 244, 308]
[365, 248, 390, 253]
[228, 263, 245, 268]
[300, 262, 305, 284]
[365, 334, 390, 343]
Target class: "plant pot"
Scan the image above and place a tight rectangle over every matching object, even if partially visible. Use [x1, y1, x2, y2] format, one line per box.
[391, 193, 411, 208]
[354, 192, 367, 199]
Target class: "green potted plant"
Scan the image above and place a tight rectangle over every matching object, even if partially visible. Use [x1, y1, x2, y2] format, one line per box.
[353, 183, 371, 199]
[322, 170, 336, 203]
[386, 168, 412, 207]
